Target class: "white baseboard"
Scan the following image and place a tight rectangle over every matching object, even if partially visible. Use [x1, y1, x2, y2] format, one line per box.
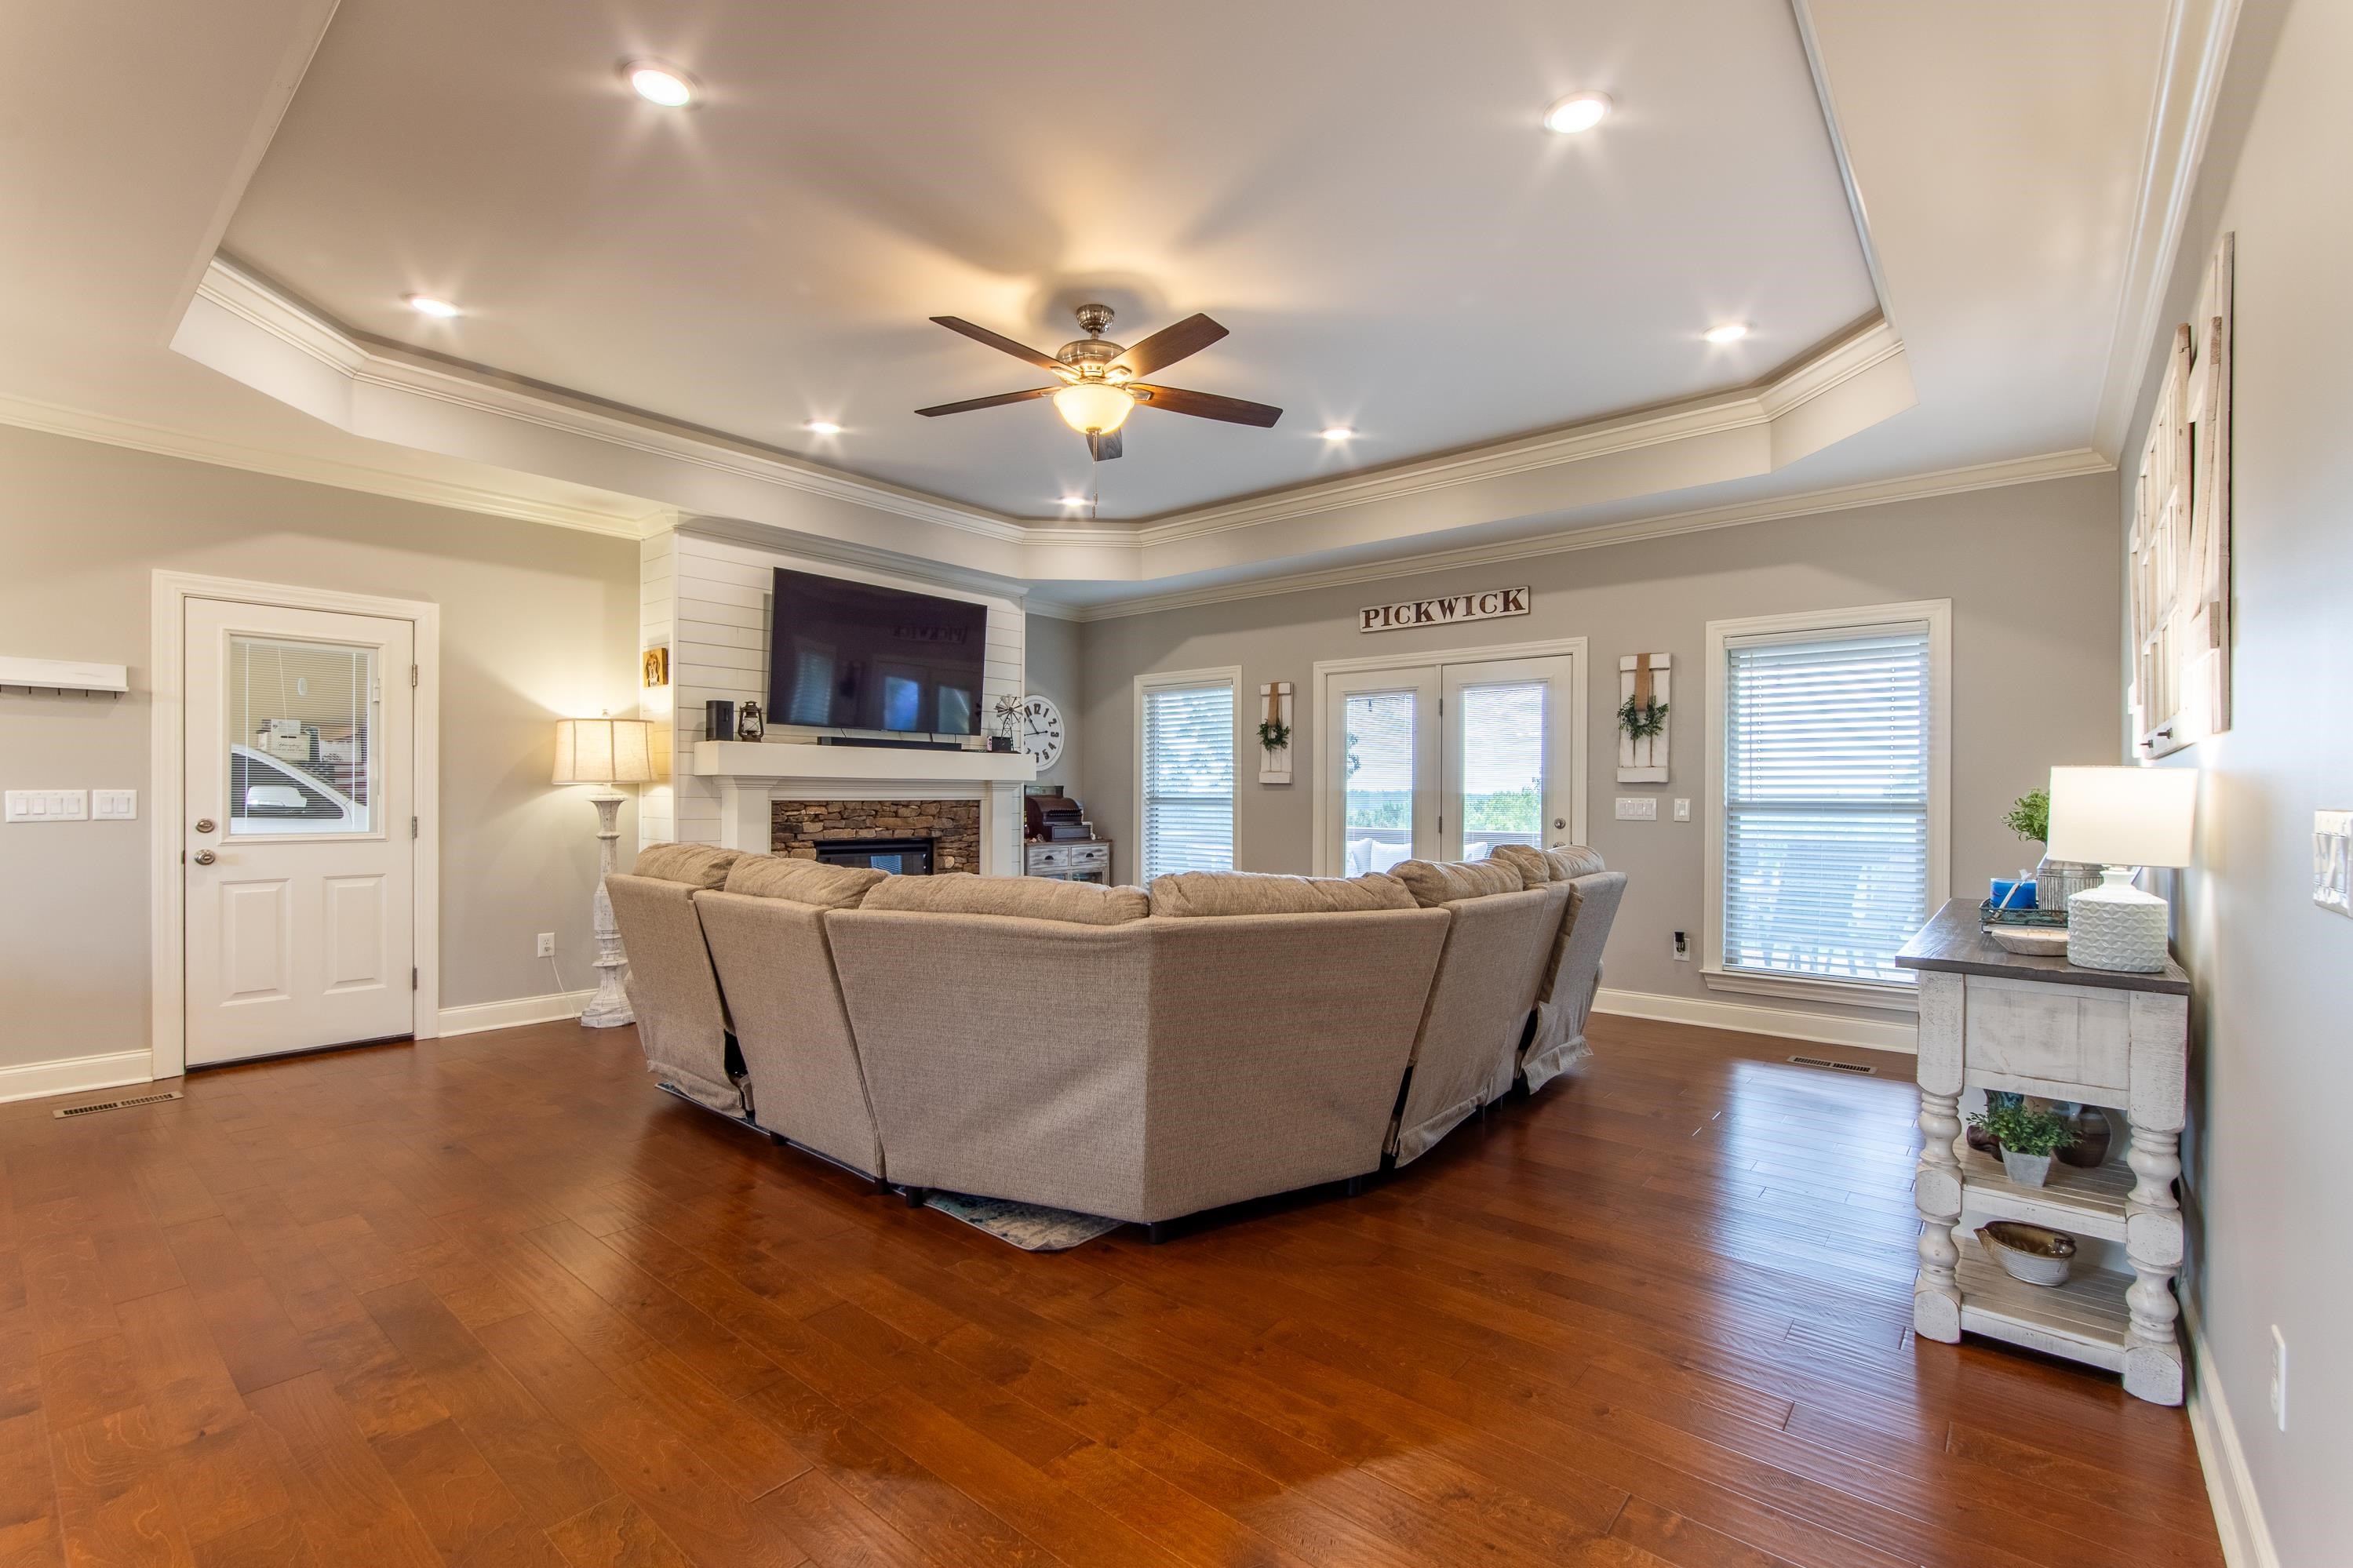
[2183, 1300, 2282, 1568]
[1594, 986, 1918, 1054]
[434, 990, 594, 1038]
[0, 1049, 155, 1106]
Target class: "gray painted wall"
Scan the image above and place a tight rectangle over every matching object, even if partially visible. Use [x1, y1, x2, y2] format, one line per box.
[0, 424, 641, 1073]
[2121, 1, 2346, 1556]
[1076, 473, 2122, 1019]
[1018, 610, 1085, 807]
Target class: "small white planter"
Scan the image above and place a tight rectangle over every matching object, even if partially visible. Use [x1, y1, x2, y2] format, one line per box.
[2000, 1148, 2054, 1188]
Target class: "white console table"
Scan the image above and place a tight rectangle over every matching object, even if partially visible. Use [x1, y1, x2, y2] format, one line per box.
[1895, 899, 2191, 1405]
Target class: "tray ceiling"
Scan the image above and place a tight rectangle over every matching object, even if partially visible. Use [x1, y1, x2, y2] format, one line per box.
[220, 0, 1881, 518]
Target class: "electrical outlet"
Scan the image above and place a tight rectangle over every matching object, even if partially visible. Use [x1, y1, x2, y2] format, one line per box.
[1672, 798, 1691, 822]
[2270, 1325, 2288, 1431]
[1672, 930, 1690, 961]
[1615, 796, 1657, 820]
[535, 933, 556, 959]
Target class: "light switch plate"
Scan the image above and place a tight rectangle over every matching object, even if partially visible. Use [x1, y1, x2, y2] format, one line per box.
[1672, 798, 1692, 822]
[1614, 796, 1657, 820]
[2315, 811, 2352, 918]
[5, 790, 88, 822]
[92, 789, 137, 821]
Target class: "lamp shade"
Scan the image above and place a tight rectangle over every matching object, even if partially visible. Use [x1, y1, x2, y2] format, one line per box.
[2045, 766, 2195, 868]
[552, 717, 655, 786]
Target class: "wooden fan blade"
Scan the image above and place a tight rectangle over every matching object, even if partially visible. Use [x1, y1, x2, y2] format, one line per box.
[1131, 384, 1283, 427]
[914, 386, 1058, 417]
[929, 316, 1067, 374]
[1087, 429, 1124, 462]
[1114, 313, 1227, 378]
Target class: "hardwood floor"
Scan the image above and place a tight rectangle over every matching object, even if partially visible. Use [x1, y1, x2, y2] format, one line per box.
[0, 1016, 2222, 1568]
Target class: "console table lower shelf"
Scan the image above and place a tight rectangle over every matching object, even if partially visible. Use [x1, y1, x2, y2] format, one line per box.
[1953, 1246, 2133, 1372]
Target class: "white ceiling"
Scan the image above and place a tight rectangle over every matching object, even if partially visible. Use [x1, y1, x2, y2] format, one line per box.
[0, 0, 2222, 608]
[223, 0, 1881, 519]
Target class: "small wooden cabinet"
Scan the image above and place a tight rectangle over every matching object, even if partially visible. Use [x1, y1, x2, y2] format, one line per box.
[1025, 839, 1112, 885]
[1895, 899, 2191, 1404]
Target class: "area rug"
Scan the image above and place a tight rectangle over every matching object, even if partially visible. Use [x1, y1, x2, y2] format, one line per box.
[922, 1191, 1124, 1251]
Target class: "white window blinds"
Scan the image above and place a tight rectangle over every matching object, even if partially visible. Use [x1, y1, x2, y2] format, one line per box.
[1142, 681, 1235, 881]
[1721, 623, 1930, 984]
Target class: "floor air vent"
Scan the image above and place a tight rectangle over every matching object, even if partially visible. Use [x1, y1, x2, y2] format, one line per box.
[1787, 1055, 1875, 1075]
[53, 1090, 184, 1119]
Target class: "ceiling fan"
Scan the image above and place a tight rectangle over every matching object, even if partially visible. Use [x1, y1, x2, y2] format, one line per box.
[915, 304, 1281, 461]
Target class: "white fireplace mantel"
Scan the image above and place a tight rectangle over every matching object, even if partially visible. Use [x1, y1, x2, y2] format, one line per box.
[690, 740, 1037, 872]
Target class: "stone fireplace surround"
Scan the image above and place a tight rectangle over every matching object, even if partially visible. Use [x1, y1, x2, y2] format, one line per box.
[770, 799, 982, 874]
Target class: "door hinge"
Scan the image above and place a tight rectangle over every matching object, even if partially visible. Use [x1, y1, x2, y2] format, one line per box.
[411, 816, 419, 839]
[412, 967, 419, 990]
[410, 664, 419, 687]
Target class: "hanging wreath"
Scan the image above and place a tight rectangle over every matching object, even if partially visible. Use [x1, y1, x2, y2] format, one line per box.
[1617, 696, 1669, 740]
[1256, 719, 1291, 751]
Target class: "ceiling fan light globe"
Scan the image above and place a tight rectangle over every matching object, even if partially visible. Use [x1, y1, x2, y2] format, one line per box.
[1051, 380, 1135, 435]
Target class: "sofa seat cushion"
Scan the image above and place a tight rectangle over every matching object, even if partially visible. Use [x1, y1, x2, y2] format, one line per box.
[723, 853, 888, 908]
[1149, 870, 1415, 916]
[1392, 857, 1524, 908]
[860, 874, 1150, 925]
[629, 842, 742, 888]
[1488, 843, 1607, 884]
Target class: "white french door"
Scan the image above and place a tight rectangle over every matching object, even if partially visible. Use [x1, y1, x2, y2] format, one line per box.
[1317, 642, 1585, 876]
[182, 598, 417, 1064]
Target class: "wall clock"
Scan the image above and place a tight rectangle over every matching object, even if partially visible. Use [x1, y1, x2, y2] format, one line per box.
[1016, 693, 1064, 769]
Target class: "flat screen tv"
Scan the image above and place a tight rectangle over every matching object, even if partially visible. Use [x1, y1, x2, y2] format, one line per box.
[765, 568, 989, 736]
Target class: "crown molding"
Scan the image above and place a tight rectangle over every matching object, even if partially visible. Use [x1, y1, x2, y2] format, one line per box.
[192, 258, 1030, 546]
[0, 391, 667, 539]
[1127, 319, 1907, 546]
[1029, 447, 2114, 622]
[2091, 0, 2242, 459]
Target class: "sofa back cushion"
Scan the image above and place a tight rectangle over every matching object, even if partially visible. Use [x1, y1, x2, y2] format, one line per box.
[1488, 843, 1607, 884]
[1148, 870, 1415, 917]
[723, 853, 888, 908]
[1391, 857, 1524, 908]
[860, 873, 1150, 925]
[629, 842, 742, 889]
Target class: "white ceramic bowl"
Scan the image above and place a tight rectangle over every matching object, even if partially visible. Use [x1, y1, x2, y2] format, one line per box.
[1979, 1221, 2077, 1286]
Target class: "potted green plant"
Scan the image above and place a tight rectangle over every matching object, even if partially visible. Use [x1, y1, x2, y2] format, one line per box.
[2008, 785, 2099, 913]
[1967, 1099, 2078, 1188]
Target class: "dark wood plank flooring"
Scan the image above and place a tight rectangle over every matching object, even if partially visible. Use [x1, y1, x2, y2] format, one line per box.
[0, 1015, 2223, 1567]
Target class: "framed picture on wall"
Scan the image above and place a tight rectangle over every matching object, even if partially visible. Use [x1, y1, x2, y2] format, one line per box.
[2129, 232, 2231, 757]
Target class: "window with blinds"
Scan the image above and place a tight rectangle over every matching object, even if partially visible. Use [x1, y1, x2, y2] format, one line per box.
[1140, 679, 1236, 882]
[1721, 622, 1931, 985]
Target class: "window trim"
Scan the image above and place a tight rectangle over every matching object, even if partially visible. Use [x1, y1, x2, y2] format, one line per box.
[1134, 665, 1242, 884]
[1702, 599, 1951, 1009]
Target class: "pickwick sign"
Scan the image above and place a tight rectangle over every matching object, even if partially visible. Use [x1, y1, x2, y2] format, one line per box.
[1359, 586, 1531, 633]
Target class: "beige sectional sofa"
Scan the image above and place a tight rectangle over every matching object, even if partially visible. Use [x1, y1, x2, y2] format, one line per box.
[605, 843, 1622, 1231]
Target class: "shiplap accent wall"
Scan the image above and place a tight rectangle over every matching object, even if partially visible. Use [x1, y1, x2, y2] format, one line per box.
[640, 527, 1025, 848]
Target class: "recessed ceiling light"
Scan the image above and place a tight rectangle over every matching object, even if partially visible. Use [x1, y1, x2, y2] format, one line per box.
[1703, 322, 1750, 344]
[405, 293, 461, 318]
[622, 60, 698, 107]
[804, 420, 842, 435]
[1543, 92, 1612, 135]
[1320, 426, 1355, 442]
[1058, 494, 1087, 507]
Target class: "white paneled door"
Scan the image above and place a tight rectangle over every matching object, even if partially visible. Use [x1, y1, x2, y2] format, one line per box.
[183, 598, 417, 1064]
[1321, 651, 1580, 874]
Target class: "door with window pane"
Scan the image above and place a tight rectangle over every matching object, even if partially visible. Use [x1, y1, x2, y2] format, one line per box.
[1139, 676, 1237, 881]
[1320, 653, 1578, 873]
[184, 598, 416, 1064]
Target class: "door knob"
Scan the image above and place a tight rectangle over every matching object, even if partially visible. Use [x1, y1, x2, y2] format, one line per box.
[194, 818, 216, 833]
[191, 850, 216, 866]
[1554, 818, 1566, 830]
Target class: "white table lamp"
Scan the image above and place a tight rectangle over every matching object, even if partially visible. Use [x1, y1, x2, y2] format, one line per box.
[554, 716, 656, 1027]
[2045, 766, 2196, 973]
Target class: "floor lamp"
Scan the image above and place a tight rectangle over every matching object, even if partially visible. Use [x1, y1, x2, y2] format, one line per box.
[553, 715, 655, 1028]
